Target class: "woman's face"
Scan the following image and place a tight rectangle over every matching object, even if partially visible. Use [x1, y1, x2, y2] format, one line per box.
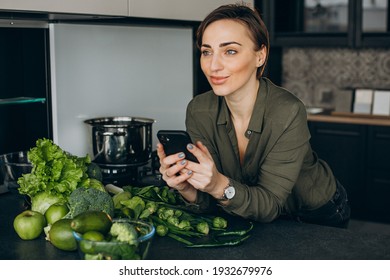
[200, 19, 265, 97]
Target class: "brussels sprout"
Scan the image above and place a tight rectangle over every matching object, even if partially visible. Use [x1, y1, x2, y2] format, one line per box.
[174, 209, 183, 217]
[177, 220, 191, 230]
[145, 201, 158, 214]
[158, 208, 175, 220]
[213, 217, 228, 229]
[156, 224, 169, 236]
[167, 216, 180, 227]
[196, 221, 210, 235]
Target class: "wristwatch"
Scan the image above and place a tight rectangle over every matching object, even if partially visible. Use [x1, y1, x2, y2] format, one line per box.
[217, 179, 236, 201]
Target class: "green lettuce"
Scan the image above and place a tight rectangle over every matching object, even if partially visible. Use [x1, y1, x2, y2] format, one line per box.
[17, 138, 91, 213]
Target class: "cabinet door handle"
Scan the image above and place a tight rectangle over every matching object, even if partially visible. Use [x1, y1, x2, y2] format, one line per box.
[373, 178, 390, 185]
[374, 133, 390, 140]
[316, 129, 360, 137]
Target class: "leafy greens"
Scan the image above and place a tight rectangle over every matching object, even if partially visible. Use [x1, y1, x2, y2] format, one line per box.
[17, 138, 91, 213]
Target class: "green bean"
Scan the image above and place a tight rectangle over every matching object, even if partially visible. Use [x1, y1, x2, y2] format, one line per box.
[186, 235, 250, 248]
[167, 233, 194, 246]
[216, 222, 254, 237]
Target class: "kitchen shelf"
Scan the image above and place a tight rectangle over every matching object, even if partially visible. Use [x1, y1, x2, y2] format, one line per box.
[0, 97, 46, 105]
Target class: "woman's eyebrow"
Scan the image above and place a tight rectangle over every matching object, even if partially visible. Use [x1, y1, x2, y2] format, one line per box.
[220, 41, 242, 47]
[201, 41, 242, 48]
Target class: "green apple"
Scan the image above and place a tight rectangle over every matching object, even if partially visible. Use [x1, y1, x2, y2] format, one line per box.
[45, 203, 69, 225]
[13, 210, 46, 240]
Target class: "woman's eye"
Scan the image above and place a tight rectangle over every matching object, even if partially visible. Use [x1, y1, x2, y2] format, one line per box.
[201, 50, 212, 56]
[226, 49, 237, 55]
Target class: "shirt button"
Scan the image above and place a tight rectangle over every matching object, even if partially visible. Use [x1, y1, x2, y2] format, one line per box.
[246, 130, 252, 135]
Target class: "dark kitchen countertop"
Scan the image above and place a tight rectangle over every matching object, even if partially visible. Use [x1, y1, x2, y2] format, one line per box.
[1, 191, 390, 260]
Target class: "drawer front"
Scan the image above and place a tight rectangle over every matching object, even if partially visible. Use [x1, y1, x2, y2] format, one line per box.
[367, 125, 390, 169]
[308, 122, 366, 218]
[366, 170, 390, 223]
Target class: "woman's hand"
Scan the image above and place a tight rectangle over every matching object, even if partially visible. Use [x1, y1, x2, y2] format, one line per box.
[185, 141, 229, 200]
[156, 143, 197, 202]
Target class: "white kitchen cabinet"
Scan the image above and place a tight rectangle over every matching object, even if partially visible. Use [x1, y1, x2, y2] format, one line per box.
[128, 0, 254, 21]
[0, 0, 128, 16]
[0, 0, 254, 20]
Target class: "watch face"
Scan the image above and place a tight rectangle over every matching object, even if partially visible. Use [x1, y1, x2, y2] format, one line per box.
[224, 186, 235, 199]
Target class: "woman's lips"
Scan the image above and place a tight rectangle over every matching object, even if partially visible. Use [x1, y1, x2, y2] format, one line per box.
[210, 75, 229, 85]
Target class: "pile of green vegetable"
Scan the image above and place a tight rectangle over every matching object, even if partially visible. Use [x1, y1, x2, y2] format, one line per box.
[16, 138, 252, 250]
[108, 184, 253, 247]
[17, 138, 107, 215]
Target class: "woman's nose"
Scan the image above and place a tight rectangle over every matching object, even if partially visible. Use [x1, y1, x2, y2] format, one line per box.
[210, 54, 223, 71]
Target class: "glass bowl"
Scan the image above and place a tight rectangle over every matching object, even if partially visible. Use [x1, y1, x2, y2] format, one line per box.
[73, 219, 155, 260]
[0, 151, 32, 193]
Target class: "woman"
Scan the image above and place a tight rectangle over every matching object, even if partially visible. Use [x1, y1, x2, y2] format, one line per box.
[157, 4, 350, 228]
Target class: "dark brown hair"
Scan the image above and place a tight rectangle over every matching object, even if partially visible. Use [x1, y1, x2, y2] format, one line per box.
[196, 3, 270, 78]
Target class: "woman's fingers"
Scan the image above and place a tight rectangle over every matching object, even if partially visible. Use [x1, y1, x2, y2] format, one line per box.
[186, 141, 213, 163]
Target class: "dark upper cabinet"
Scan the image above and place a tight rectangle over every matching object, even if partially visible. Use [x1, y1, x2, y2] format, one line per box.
[358, 0, 390, 47]
[0, 27, 52, 154]
[255, 0, 390, 47]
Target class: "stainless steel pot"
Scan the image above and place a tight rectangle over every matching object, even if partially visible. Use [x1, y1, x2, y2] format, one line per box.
[84, 116, 155, 165]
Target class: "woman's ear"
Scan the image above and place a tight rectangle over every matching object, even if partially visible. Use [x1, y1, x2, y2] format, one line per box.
[256, 45, 267, 67]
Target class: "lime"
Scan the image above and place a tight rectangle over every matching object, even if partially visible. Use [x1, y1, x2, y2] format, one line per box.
[83, 231, 105, 242]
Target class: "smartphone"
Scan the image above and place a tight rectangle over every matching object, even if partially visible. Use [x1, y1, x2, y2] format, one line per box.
[157, 130, 198, 163]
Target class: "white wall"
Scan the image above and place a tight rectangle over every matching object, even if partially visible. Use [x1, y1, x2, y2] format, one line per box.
[50, 23, 193, 157]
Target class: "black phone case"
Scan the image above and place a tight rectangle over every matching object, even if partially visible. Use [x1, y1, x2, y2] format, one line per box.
[157, 130, 198, 162]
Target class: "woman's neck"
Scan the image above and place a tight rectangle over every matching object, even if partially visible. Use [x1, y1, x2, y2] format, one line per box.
[225, 79, 260, 123]
[225, 78, 260, 164]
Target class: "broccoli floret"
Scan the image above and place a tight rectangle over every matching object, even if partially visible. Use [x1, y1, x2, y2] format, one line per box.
[110, 222, 138, 244]
[87, 162, 103, 181]
[66, 187, 114, 218]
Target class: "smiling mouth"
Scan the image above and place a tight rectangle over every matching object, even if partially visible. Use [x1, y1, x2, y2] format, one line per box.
[210, 76, 229, 85]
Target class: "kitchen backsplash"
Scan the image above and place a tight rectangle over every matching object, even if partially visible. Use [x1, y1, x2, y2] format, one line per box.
[282, 48, 390, 111]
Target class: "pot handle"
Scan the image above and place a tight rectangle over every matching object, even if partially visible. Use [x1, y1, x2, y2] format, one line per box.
[99, 131, 127, 136]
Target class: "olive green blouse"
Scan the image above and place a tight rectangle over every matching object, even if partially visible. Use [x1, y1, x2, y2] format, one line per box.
[185, 78, 336, 223]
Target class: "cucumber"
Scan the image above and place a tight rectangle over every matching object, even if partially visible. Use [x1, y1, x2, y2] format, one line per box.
[71, 210, 112, 234]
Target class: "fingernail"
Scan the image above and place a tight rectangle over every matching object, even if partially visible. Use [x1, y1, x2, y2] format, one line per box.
[187, 170, 193, 175]
[187, 144, 193, 149]
[181, 160, 186, 165]
[178, 152, 185, 158]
